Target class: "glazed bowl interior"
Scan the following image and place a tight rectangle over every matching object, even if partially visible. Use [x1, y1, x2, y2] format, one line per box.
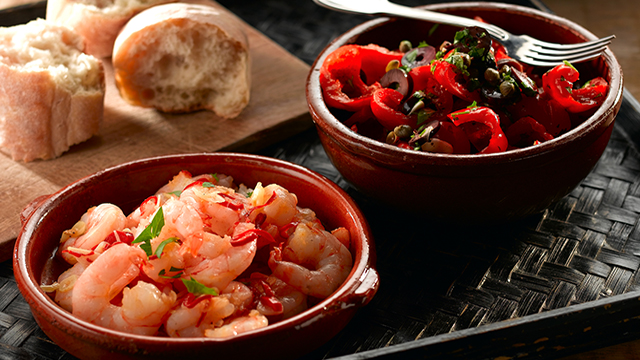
[14, 153, 376, 360]
[307, 2, 623, 221]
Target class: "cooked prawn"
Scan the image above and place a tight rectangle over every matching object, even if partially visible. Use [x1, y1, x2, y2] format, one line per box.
[59, 204, 126, 263]
[251, 274, 307, 319]
[165, 296, 235, 337]
[269, 222, 352, 298]
[204, 310, 268, 338]
[183, 239, 257, 291]
[72, 243, 176, 335]
[250, 183, 298, 227]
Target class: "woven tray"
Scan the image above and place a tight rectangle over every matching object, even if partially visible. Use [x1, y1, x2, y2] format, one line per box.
[4, 0, 640, 359]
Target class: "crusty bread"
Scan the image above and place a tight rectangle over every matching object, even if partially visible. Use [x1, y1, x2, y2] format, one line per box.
[46, 0, 176, 58]
[0, 19, 105, 162]
[112, 3, 251, 118]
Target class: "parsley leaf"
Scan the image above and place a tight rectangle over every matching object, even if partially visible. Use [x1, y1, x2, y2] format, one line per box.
[182, 277, 219, 296]
[132, 208, 165, 257]
[158, 267, 184, 279]
[155, 237, 179, 258]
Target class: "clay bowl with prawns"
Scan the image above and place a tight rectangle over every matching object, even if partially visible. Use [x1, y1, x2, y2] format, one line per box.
[13, 152, 377, 360]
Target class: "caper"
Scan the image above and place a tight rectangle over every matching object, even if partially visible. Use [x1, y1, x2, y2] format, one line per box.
[499, 80, 516, 97]
[385, 59, 400, 73]
[393, 124, 413, 139]
[484, 68, 500, 84]
[399, 40, 412, 53]
[386, 131, 398, 144]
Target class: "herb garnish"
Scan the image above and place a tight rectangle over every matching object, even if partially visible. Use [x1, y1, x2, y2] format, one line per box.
[155, 237, 179, 258]
[182, 277, 219, 296]
[132, 208, 164, 256]
[158, 266, 184, 279]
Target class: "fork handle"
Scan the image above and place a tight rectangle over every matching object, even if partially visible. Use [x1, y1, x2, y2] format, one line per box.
[371, 2, 510, 41]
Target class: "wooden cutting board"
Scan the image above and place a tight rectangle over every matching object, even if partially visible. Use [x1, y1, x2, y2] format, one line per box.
[0, 1, 312, 262]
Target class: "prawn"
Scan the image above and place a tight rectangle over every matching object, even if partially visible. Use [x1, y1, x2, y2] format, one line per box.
[59, 203, 127, 263]
[164, 281, 253, 337]
[71, 243, 176, 335]
[268, 222, 353, 298]
[179, 184, 248, 237]
[204, 310, 268, 338]
[183, 239, 257, 291]
[165, 295, 235, 337]
[250, 274, 307, 319]
[250, 183, 298, 227]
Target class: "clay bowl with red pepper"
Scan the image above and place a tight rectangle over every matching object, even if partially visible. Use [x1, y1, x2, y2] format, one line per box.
[13, 153, 377, 360]
[307, 2, 623, 222]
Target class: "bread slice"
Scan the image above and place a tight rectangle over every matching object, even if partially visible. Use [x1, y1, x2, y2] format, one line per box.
[46, 0, 176, 58]
[112, 3, 251, 118]
[0, 19, 105, 162]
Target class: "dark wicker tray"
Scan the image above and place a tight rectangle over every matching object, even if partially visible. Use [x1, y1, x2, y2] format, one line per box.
[3, 0, 640, 359]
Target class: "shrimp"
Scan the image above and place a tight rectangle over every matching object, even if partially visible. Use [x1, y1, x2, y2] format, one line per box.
[268, 222, 353, 298]
[220, 281, 254, 316]
[250, 183, 298, 227]
[165, 296, 235, 337]
[72, 243, 176, 335]
[126, 193, 174, 231]
[51, 261, 88, 312]
[59, 203, 127, 263]
[179, 185, 248, 237]
[155, 171, 216, 195]
[250, 274, 307, 319]
[158, 197, 205, 254]
[204, 310, 268, 338]
[49, 241, 112, 311]
[183, 239, 257, 291]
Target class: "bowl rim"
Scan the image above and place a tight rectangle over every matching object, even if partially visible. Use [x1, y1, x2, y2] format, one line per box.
[306, 1, 624, 167]
[13, 152, 377, 346]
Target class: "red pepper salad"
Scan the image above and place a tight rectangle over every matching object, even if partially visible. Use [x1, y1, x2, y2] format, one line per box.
[319, 26, 609, 154]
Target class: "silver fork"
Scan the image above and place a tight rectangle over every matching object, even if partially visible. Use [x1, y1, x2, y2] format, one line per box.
[313, 0, 615, 67]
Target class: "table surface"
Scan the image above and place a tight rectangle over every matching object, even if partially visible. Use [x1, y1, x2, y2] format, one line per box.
[1, 0, 639, 359]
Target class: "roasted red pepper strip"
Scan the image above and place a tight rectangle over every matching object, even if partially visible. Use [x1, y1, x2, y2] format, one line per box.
[431, 51, 482, 103]
[432, 121, 471, 154]
[506, 94, 571, 137]
[448, 106, 508, 154]
[571, 76, 608, 110]
[506, 116, 554, 148]
[370, 88, 416, 129]
[542, 63, 608, 113]
[319, 44, 402, 112]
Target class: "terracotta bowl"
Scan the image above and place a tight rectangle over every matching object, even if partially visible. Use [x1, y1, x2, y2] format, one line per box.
[13, 153, 377, 360]
[307, 2, 624, 222]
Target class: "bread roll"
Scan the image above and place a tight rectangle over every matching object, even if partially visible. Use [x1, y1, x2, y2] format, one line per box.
[46, 0, 176, 58]
[112, 3, 251, 118]
[0, 19, 105, 162]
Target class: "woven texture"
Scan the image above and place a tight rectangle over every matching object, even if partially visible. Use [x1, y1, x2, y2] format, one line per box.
[2, 0, 639, 359]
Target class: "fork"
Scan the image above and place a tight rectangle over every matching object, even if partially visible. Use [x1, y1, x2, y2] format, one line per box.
[313, 0, 615, 67]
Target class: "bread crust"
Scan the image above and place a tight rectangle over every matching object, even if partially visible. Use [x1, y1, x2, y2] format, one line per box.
[46, 0, 176, 58]
[0, 20, 105, 162]
[112, 3, 251, 118]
